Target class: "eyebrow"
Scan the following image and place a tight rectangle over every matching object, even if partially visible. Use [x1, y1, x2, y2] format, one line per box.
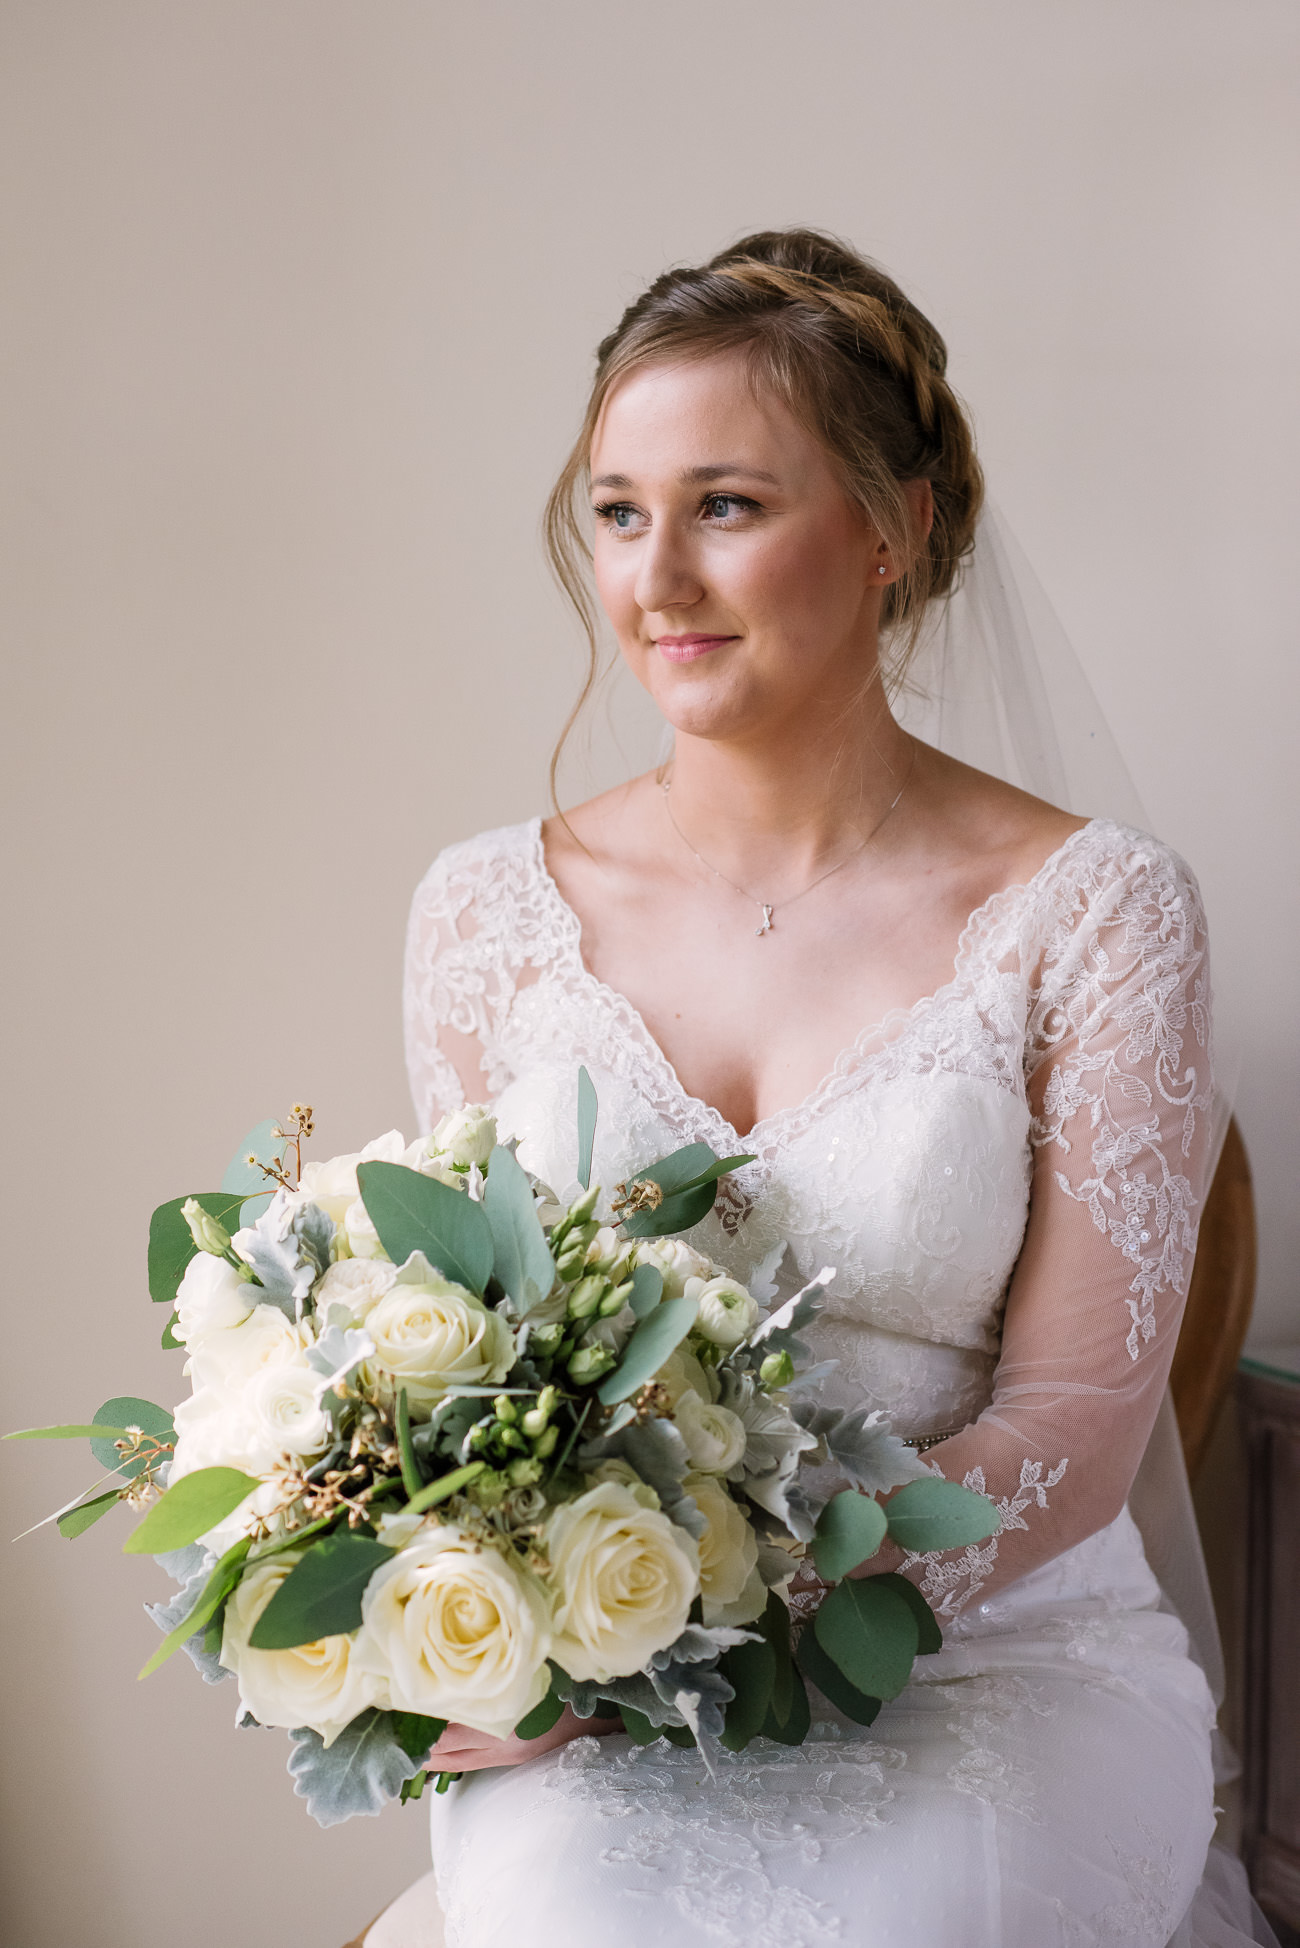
[590, 464, 782, 490]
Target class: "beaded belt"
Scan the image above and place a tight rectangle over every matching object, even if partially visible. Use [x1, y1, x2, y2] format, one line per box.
[901, 1428, 962, 1454]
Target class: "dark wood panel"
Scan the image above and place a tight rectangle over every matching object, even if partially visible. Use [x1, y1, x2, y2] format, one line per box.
[1241, 1368, 1300, 1931]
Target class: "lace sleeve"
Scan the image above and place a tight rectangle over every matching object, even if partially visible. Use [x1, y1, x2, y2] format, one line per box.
[899, 837, 1214, 1620]
[402, 825, 543, 1134]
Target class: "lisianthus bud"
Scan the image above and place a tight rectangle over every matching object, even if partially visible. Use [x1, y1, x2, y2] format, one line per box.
[567, 1344, 615, 1385]
[600, 1280, 633, 1317]
[507, 1456, 543, 1487]
[182, 1198, 232, 1257]
[566, 1184, 601, 1226]
[567, 1276, 607, 1321]
[556, 1247, 587, 1283]
[493, 1395, 518, 1424]
[532, 1424, 559, 1459]
[760, 1350, 795, 1390]
[529, 1322, 565, 1358]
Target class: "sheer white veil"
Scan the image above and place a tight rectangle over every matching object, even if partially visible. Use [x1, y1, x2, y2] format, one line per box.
[899, 505, 1228, 1711]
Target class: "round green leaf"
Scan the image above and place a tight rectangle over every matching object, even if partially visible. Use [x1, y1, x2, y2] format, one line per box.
[796, 1621, 882, 1726]
[884, 1477, 1001, 1554]
[810, 1489, 888, 1583]
[813, 1576, 919, 1702]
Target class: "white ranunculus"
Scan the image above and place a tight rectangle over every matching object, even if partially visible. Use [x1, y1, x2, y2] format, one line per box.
[220, 1555, 384, 1746]
[688, 1275, 761, 1350]
[686, 1473, 766, 1627]
[429, 1105, 497, 1170]
[168, 1385, 283, 1551]
[296, 1131, 408, 1230]
[632, 1238, 716, 1301]
[174, 1251, 256, 1346]
[674, 1393, 748, 1475]
[360, 1258, 514, 1413]
[243, 1363, 332, 1461]
[545, 1481, 699, 1684]
[314, 1257, 398, 1325]
[355, 1526, 552, 1737]
[186, 1302, 308, 1391]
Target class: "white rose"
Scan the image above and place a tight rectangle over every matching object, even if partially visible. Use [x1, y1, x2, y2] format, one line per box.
[360, 1260, 514, 1413]
[674, 1393, 747, 1475]
[297, 1130, 407, 1229]
[315, 1257, 398, 1325]
[220, 1555, 383, 1746]
[688, 1275, 761, 1350]
[686, 1474, 766, 1627]
[168, 1386, 282, 1551]
[545, 1480, 699, 1684]
[355, 1526, 551, 1737]
[187, 1302, 308, 1391]
[429, 1105, 497, 1170]
[243, 1363, 332, 1461]
[174, 1251, 256, 1347]
[633, 1238, 715, 1301]
[586, 1458, 661, 1508]
[655, 1346, 716, 1407]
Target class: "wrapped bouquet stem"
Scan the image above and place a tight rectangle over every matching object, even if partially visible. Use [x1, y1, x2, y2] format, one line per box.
[7, 1074, 998, 1823]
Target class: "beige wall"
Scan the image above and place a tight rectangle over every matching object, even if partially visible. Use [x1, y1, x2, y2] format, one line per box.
[2, 4, 1297, 1943]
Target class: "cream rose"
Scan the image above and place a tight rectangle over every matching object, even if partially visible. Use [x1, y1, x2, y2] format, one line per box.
[545, 1481, 699, 1684]
[655, 1346, 716, 1408]
[186, 1301, 307, 1391]
[674, 1392, 747, 1475]
[296, 1130, 408, 1231]
[686, 1474, 766, 1627]
[243, 1362, 332, 1461]
[174, 1251, 256, 1346]
[633, 1238, 715, 1301]
[315, 1256, 398, 1325]
[220, 1555, 383, 1745]
[688, 1274, 761, 1350]
[360, 1260, 514, 1412]
[428, 1105, 498, 1170]
[355, 1526, 552, 1737]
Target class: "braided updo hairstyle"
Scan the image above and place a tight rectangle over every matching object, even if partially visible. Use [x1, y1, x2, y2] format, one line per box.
[545, 228, 984, 796]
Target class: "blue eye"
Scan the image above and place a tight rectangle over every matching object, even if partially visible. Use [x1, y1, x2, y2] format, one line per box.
[703, 493, 756, 521]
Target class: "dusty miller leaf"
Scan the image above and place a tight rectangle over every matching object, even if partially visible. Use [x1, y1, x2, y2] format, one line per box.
[287, 1709, 426, 1827]
[793, 1405, 930, 1496]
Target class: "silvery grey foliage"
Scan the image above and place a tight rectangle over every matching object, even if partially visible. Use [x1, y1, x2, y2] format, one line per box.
[556, 1623, 755, 1737]
[145, 1552, 229, 1685]
[793, 1404, 930, 1496]
[234, 1192, 333, 1315]
[750, 1267, 834, 1366]
[715, 1369, 820, 1536]
[579, 1417, 705, 1539]
[287, 1711, 425, 1827]
[304, 1314, 374, 1386]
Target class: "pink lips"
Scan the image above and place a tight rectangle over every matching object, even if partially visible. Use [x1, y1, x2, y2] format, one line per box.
[654, 634, 737, 664]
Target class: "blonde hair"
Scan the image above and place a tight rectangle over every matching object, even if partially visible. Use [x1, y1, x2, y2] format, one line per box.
[544, 227, 984, 803]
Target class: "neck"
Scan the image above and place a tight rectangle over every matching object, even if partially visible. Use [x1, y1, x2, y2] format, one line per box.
[661, 680, 915, 882]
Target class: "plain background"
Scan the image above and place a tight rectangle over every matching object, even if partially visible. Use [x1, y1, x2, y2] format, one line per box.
[2, 4, 1297, 1943]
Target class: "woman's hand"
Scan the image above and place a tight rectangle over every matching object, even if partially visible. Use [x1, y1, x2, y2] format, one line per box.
[425, 1705, 622, 1775]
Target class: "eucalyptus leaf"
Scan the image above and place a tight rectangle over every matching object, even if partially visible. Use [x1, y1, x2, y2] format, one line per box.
[810, 1489, 889, 1583]
[718, 1633, 776, 1750]
[514, 1689, 564, 1740]
[123, 1466, 258, 1556]
[249, 1530, 395, 1649]
[147, 1192, 247, 1306]
[356, 1161, 493, 1295]
[4, 1423, 135, 1442]
[813, 1576, 919, 1702]
[287, 1709, 427, 1827]
[221, 1118, 283, 1195]
[57, 1489, 122, 1539]
[161, 1311, 182, 1350]
[484, 1144, 555, 1314]
[760, 1659, 810, 1745]
[872, 1572, 943, 1655]
[630, 1141, 718, 1196]
[90, 1397, 175, 1479]
[145, 1552, 230, 1684]
[595, 1294, 699, 1404]
[629, 1263, 663, 1320]
[619, 1182, 719, 1240]
[796, 1623, 882, 1726]
[576, 1066, 597, 1190]
[883, 1477, 1001, 1554]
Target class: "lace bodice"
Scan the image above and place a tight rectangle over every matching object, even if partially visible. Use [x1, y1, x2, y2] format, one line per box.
[403, 817, 1213, 1617]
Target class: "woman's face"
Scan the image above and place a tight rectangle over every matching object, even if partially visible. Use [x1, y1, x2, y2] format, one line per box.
[589, 349, 888, 745]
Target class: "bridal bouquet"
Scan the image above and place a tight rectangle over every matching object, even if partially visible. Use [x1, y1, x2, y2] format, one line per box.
[8, 1076, 997, 1824]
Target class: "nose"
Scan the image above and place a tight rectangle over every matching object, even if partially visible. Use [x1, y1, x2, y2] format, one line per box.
[633, 519, 704, 618]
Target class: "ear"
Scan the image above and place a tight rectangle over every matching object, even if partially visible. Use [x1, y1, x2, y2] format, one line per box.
[904, 478, 935, 543]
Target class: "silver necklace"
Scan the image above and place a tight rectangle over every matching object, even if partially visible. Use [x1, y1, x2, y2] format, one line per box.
[660, 742, 915, 937]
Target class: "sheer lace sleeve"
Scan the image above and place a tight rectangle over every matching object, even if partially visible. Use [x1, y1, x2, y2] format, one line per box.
[900, 836, 1214, 1619]
[402, 822, 547, 1134]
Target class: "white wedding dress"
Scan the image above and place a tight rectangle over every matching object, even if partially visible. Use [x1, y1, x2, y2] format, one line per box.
[385, 811, 1273, 1948]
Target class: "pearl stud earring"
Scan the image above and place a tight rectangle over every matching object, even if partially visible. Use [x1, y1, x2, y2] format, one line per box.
[877, 565, 887, 576]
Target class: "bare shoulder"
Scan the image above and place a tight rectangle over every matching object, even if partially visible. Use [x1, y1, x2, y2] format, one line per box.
[541, 772, 663, 892]
[913, 746, 1091, 896]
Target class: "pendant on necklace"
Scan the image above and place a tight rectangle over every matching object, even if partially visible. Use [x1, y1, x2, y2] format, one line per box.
[755, 903, 774, 937]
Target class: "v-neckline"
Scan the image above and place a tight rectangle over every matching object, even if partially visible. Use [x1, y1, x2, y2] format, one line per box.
[528, 815, 1101, 1150]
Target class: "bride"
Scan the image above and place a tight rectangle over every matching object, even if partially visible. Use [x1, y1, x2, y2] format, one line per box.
[382, 229, 1272, 1946]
